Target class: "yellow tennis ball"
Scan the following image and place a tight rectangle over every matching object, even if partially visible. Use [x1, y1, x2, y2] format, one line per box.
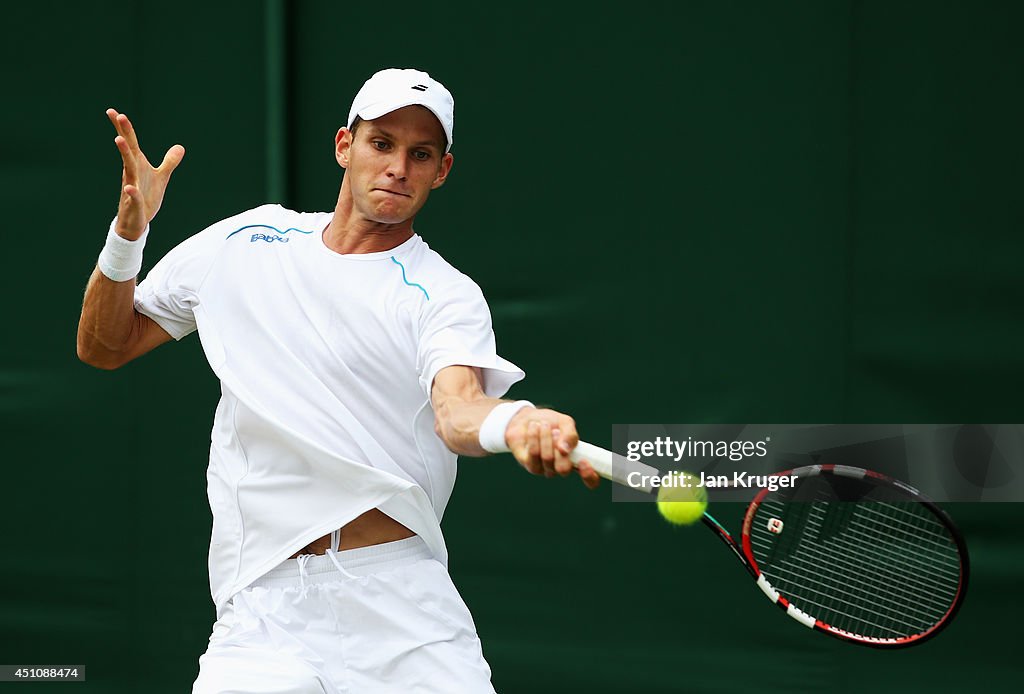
[656, 471, 707, 526]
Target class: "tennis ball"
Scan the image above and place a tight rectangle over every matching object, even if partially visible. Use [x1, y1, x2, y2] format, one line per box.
[656, 471, 707, 526]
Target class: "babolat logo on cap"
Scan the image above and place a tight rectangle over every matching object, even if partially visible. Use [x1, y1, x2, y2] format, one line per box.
[411, 84, 428, 91]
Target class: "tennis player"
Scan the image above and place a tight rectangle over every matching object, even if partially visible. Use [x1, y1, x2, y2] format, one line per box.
[77, 68, 600, 692]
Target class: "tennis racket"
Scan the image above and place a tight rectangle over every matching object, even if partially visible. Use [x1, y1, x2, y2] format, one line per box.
[569, 441, 969, 648]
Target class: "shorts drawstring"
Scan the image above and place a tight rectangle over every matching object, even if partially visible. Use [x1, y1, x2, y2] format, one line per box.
[250, 536, 430, 592]
[325, 527, 358, 579]
[296, 554, 313, 594]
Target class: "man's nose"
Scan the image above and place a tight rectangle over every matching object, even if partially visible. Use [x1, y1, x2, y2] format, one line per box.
[385, 152, 408, 180]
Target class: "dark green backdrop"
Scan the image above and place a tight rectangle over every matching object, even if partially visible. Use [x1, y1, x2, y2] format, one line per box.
[2, 1, 1022, 691]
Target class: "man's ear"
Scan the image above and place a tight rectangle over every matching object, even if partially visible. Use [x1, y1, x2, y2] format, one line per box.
[431, 152, 454, 190]
[335, 127, 353, 168]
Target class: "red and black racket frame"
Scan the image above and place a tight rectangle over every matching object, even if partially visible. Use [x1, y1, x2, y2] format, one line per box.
[699, 464, 970, 648]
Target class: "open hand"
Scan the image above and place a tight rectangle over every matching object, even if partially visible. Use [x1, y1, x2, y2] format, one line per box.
[106, 108, 185, 240]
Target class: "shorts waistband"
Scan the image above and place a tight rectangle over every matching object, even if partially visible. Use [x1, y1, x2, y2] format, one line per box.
[249, 536, 432, 589]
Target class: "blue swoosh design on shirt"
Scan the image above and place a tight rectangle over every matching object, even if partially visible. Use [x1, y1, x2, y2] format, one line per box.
[391, 256, 430, 300]
[226, 224, 316, 240]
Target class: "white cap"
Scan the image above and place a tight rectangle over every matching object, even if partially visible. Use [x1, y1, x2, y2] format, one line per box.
[347, 68, 455, 152]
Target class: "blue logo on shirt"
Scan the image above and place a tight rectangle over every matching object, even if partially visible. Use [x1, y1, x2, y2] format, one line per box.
[250, 233, 289, 243]
[226, 223, 315, 242]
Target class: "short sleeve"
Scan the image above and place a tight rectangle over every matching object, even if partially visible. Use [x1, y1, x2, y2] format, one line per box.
[134, 205, 273, 340]
[417, 278, 525, 398]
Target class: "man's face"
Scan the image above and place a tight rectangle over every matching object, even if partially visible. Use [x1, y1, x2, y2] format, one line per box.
[336, 105, 453, 225]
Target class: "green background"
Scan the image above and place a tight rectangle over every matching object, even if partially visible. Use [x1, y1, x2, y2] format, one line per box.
[2, 0, 1022, 691]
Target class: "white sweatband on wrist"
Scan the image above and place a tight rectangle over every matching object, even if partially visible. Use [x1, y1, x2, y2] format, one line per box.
[98, 217, 150, 282]
[479, 400, 535, 453]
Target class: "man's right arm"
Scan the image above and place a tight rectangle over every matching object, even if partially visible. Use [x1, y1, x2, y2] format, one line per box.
[77, 108, 185, 370]
[76, 268, 172, 370]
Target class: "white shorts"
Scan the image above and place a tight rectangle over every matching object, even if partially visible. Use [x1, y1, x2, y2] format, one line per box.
[192, 537, 495, 694]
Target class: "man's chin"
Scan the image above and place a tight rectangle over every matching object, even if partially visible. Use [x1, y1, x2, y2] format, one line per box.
[369, 202, 421, 226]
[370, 213, 412, 226]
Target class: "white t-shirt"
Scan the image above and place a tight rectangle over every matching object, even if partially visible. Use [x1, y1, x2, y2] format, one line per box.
[134, 204, 524, 614]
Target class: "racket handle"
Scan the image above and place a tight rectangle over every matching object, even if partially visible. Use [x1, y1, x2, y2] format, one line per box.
[569, 441, 614, 478]
[569, 440, 659, 492]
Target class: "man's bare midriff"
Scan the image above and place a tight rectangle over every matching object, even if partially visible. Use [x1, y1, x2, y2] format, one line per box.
[289, 508, 415, 558]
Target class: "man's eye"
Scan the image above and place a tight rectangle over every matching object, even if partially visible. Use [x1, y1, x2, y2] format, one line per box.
[413, 151, 430, 161]
[372, 141, 389, 150]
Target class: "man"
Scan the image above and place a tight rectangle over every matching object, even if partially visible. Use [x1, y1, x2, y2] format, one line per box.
[77, 68, 600, 692]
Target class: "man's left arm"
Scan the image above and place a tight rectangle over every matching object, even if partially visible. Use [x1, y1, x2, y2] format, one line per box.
[431, 365, 600, 489]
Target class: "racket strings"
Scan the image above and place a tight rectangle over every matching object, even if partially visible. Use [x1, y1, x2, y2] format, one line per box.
[752, 503, 944, 634]
[750, 510, 957, 601]
[771, 526, 958, 612]
[760, 504, 958, 638]
[750, 521, 952, 619]
[781, 502, 956, 638]
[852, 503, 962, 572]
[758, 555, 932, 632]
[817, 509, 962, 590]
[750, 494, 962, 641]
[753, 532, 945, 632]
[755, 536, 925, 638]
[841, 517, 962, 583]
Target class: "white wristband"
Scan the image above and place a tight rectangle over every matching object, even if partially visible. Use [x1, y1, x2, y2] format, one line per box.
[98, 217, 150, 282]
[479, 400, 535, 453]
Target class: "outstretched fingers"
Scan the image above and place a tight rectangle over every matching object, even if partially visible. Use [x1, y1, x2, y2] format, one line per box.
[113, 134, 138, 181]
[107, 109, 138, 153]
[114, 111, 142, 154]
[108, 110, 138, 179]
[105, 108, 121, 130]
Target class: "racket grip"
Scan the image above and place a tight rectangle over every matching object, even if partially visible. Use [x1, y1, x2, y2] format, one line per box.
[569, 440, 659, 492]
[569, 440, 615, 479]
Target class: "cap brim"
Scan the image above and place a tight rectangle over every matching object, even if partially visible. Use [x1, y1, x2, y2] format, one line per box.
[355, 100, 452, 152]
